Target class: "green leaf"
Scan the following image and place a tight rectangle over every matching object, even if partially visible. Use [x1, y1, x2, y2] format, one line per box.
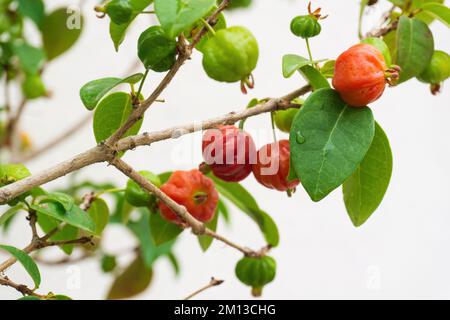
[320, 60, 335, 78]
[0, 163, 31, 184]
[419, 2, 450, 28]
[217, 199, 230, 224]
[396, 16, 434, 83]
[128, 210, 175, 268]
[88, 198, 109, 235]
[290, 88, 375, 202]
[166, 252, 180, 275]
[43, 192, 75, 211]
[107, 255, 152, 300]
[42, 8, 83, 60]
[110, 0, 154, 51]
[361, 37, 392, 66]
[413, 0, 445, 24]
[37, 212, 78, 255]
[18, 0, 45, 27]
[101, 254, 117, 273]
[0, 245, 41, 288]
[18, 296, 42, 300]
[197, 207, 219, 251]
[93, 92, 143, 143]
[343, 122, 393, 227]
[13, 42, 46, 75]
[149, 212, 183, 246]
[80, 73, 143, 110]
[282, 54, 324, 78]
[299, 65, 330, 90]
[0, 205, 24, 226]
[208, 175, 279, 247]
[154, 0, 216, 38]
[31, 202, 96, 234]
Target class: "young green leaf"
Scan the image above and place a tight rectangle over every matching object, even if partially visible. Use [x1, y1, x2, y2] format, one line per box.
[106, 255, 152, 300]
[149, 212, 183, 246]
[0, 245, 41, 289]
[42, 8, 83, 60]
[282, 54, 324, 78]
[154, 0, 216, 38]
[18, 0, 45, 27]
[299, 65, 330, 90]
[80, 73, 143, 110]
[208, 175, 279, 247]
[361, 37, 392, 66]
[0, 163, 31, 184]
[413, 0, 445, 24]
[13, 42, 46, 75]
[396, 16, 434, 83]
[419, 3, 450, 28]
[0, 205, 24, 226]
[197, 207, 219, 251]
[31, 202, 96, 234]
[109, 0, 154, 51]
[93, 92, 143, 143]
[343, 122, 393, 227]
[88, 198, 110, 235]
[290, 88, 375, 202]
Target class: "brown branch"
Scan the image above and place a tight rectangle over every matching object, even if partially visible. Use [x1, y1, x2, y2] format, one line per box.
[110, 157, 260, 257]
[184, 277, 224, 300]
[0, 276, 45, 298]
[0, 85, 309, 206]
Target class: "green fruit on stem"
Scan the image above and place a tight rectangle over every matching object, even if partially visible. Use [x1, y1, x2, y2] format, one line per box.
[138, 26, 177, 72]
[290, 15, 321, 39]
[106, 0, 133, 25]
[125, 170, 161, 207]
[22, 74, 46, 99]
[202, 26, 259, 84]
[235, 256, 276, 297]
[417, 50, 450, 94]
[273, 108, 299, 133]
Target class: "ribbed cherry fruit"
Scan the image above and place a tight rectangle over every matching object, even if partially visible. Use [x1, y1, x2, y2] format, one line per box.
[202, 125, 256, 182]
[252, 140, 299, 192]
[159, 169, 219, 224]
[332, 43, 393, 107]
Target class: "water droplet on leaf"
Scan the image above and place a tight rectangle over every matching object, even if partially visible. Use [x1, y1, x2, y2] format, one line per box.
[296, 132, 305, 144]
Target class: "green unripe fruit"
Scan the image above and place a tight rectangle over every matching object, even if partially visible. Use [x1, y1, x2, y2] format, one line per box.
[106, 0, 133, 25]
[235, 256, 276, 297]
[290, 15, 321, 39]
[125, 171, 161, 207]
[417, 50, 450, 85]
[273, 108, 299, 133]
[138, 26, 178, 72]
[22, 74, 46, 99]
[202, 26, 259, 83]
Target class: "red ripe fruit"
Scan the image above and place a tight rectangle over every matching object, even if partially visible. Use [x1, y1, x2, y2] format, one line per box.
[252, 140, 299, 192]
[159, 169, 219, 223]
[332, 43, 387, 107]
[202, 125, 256, 182]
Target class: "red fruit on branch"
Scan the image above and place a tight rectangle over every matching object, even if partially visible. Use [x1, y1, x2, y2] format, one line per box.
[202, 125, 256, 182]
[332, 43, 390, 107]
[159, 170, 219, 224]
[252, 140, 299, 192]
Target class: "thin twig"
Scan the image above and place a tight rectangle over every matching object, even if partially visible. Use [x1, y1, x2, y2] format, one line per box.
[184, 277, 224, 300]
[0, 276, 45, 298]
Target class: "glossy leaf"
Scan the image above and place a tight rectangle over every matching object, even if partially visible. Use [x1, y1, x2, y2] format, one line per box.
[80, 73, 143, 110]
[110, 0, 154, 51]
[343, 122, 393, 227]
[88, 198, 109, 235]
[31, 202, 96, 234]
[361, 37, 392, 66]
[154, 0, 216, 38]
[42, 8, 83, 60]
[197, 207, 219, 251]
[290, 89, 375, 202]
[13, 42, 46, 75]
[419, 2, 450, 28]
[208, 175, 279, 247]
[0, 245, 41, 288]
[18, 0, 45, 27]
[413, 0, 445, 24]
[282, 54, 324, 78]
[43, 192, 75, 211]
[149, 212, 183, 246]
[93, 92, 143, 143]
[396, 16, 434, 83]
[299, 65, 330, 90]
[107, 255, 152, 300]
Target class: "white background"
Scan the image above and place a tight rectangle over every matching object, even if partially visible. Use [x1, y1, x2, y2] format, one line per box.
[1, 0, 450, 300]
